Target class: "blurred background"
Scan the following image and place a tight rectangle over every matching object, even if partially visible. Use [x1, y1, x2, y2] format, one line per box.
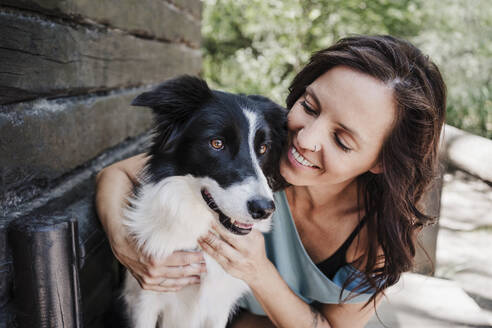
[202, 0, 491, 139]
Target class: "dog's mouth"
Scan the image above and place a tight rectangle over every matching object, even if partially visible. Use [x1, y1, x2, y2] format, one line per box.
[201, 188, 253, 235]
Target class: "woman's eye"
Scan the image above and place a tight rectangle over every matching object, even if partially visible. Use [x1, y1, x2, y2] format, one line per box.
[334, 133, 351, 153]
[210, 138, 224, 150]
[258, 144, 269, 155]
[301, 100, 318, 116]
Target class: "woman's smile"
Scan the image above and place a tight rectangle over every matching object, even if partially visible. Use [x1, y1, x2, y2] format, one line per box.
[287, 146, 320, 169]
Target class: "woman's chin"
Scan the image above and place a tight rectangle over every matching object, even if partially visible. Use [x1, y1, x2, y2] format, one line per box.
[280, 160, 309, 186]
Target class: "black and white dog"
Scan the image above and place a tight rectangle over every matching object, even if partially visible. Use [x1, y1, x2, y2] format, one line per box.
[122, 76, 287, 328]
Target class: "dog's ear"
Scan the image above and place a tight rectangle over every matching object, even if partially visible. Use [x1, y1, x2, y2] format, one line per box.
[132, 75, 213, 117]
[132, 75, 213, 153]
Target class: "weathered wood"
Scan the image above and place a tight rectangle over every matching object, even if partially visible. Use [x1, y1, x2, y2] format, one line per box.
[0, 89, 153, 197]
[413, 166, 444, 276]
[0, 9, 202, 104]
[1, 134, 149, 324]
[173, 0, 202, 19]
[442, 124, 492, 184]
[0, 0, 201, 46]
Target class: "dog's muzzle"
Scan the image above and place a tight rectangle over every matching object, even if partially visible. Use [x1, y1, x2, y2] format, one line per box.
[201, 188, 264, 235]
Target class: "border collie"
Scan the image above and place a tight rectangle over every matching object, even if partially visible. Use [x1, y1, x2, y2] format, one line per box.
[122, 75, 287, 328]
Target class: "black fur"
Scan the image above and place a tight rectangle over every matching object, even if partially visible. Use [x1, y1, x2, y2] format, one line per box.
[132, 75, 288, 190]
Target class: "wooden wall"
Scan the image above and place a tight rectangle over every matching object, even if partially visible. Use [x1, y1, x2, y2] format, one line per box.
[0, 1, 202, 326]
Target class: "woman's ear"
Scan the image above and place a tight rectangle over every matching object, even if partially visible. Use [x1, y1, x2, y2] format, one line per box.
[369, 161, 383, 174]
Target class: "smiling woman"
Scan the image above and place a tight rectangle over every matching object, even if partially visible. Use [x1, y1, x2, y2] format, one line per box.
[95, 35, 447, 328]
[280, 66, 397, 188]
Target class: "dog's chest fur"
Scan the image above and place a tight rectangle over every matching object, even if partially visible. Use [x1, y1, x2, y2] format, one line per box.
[123, 175, 250, 328]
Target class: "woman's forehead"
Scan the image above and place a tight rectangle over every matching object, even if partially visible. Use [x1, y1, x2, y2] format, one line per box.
[309, 66, 396, 145]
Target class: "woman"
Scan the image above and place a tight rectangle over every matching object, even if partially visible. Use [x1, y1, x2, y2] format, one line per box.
[95, 35, 446, 327]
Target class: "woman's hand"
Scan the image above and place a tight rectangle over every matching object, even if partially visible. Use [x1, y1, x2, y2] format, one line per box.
[198, 221, 272, 285]
[110, 230, 207, 292]
[95, 154, 206, 292]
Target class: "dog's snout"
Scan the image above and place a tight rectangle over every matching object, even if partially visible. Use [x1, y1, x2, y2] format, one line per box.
[247, 198, 275, 220]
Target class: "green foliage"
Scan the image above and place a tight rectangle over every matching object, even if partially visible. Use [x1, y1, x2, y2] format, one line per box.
[202, 0, 491, 138]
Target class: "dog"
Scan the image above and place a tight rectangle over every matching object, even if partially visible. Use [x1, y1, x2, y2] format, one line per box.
[122, 75, 287, 328]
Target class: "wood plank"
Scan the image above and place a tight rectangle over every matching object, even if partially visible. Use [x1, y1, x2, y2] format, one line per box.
[0, 0, 201, 46]
[442, 124, 492, 184]
[0, 9, 202, 104]
[0, 88, 154, 196]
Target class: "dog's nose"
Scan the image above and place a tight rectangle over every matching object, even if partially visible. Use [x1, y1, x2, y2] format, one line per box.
[247, 198, 275, 220]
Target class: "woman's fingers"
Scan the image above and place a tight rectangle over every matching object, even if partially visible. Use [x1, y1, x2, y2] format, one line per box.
[199, 237, 230, 268]
[137, 275, 201, 292]
[210, 221, 242, 249]
[146, 262, 207, 279]
[198, 232, 240, 264]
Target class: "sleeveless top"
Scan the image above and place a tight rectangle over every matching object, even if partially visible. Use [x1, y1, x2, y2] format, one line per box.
[237, 191, 374, 315]
[316, 216, 366, 279]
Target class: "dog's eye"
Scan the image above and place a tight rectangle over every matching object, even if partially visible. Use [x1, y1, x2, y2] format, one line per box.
[210, 139, 224, 150]
[258, 144, 268, 155]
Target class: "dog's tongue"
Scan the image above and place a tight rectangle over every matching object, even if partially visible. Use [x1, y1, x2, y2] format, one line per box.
[232, 221, 253, 229]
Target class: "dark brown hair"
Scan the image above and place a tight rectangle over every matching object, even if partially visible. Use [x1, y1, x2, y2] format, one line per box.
[286, 35, 447, 305]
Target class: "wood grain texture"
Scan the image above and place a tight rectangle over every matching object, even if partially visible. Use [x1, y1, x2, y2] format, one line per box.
[0, 0, 201, 45]
[0, 9, 202, 104]
[0, 89, 154, 195]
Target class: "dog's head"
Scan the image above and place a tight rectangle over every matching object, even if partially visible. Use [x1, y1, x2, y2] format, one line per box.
[132, 75, 287, 235]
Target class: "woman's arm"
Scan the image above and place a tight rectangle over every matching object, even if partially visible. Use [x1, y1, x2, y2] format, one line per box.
[95, 153, 148, 249]
[95, 153, 206, 292]
[199, 222, 380, 328]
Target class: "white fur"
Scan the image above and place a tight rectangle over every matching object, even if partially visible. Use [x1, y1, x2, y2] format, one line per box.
[244, 110, 271, 196]
[122, 174, 272, 328]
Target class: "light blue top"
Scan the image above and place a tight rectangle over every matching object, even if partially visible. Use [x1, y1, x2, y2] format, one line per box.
[238, 191, 374, 315]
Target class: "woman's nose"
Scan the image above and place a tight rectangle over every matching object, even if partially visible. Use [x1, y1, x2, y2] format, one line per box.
[297, 126, 322, 152]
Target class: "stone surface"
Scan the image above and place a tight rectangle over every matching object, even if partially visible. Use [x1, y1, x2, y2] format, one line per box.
[367, 273, 492, 327]
[0, 0, 201, 46]
[368, 169, 492, 327]
[0, 89, 154, 212]
[436, 170, 492, 313]
[0, 9, 202, 104]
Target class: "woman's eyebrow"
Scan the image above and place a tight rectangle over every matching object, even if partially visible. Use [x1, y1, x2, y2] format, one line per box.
[305, 86, 321, 108]
[306, 86, 363, 146]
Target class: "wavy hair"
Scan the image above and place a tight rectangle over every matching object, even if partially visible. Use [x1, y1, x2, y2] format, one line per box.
[286, 35, 447, 305]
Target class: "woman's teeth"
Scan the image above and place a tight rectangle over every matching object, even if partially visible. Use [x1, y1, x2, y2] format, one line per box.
[291, 147, 317, 167]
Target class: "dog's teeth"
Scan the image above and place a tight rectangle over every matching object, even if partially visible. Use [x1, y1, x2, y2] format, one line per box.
[230, 219, 236, 225]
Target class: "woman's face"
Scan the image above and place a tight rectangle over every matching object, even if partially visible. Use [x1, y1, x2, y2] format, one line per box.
[279, 65, 396, 187]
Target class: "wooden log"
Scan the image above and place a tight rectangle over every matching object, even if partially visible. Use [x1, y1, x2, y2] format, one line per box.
[413, 166, 444, 276]
[0, 0, 201, 46]
[2, 135, 149, 325]
[442, 124, 492, 184]
[172, 0, 202, 19]
[8, 216, 83, 328]
[0, 9, 202, 104]
[0, 89, 153, 197]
